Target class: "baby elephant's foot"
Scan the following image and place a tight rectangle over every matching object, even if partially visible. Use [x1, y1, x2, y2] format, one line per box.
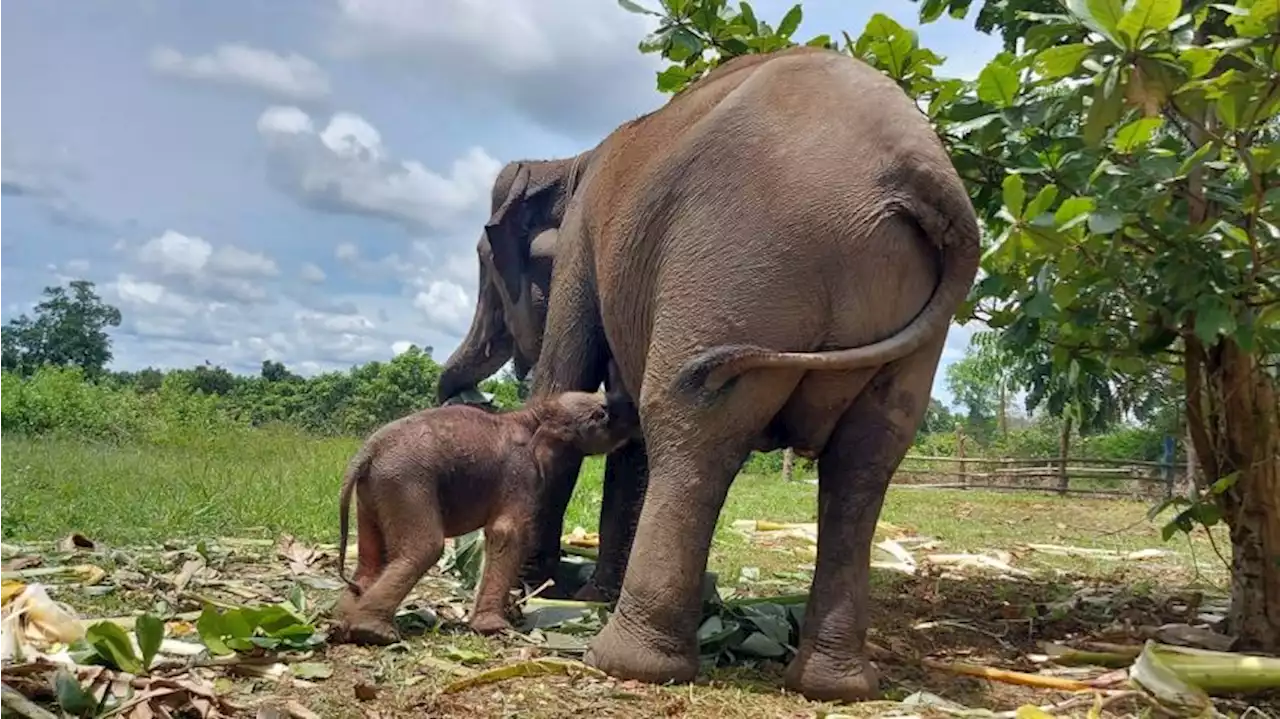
[336, 617, 400, 646]
[469, 611, 512, 635]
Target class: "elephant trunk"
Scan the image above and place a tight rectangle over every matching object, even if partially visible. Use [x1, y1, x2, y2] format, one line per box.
[438, 269, 515, 404]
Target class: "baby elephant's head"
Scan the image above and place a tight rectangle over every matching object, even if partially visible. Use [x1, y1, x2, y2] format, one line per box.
[542, 386, 639, 455]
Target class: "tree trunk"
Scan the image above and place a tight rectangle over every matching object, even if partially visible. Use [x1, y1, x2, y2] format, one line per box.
[781, 448, 795, 482]
[998, 380, 1008, 438]
[1186, 336, 1280, 652]
[1056, 416, 1072, 495]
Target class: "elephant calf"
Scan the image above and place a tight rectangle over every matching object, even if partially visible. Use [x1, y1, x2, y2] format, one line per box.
[331, 385, 637, 644]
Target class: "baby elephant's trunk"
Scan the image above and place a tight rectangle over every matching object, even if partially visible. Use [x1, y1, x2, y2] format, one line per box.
[337, 447, 374, 596]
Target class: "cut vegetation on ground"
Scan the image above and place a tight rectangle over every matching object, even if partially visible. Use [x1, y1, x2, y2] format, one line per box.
[4, 432, 1276, 718]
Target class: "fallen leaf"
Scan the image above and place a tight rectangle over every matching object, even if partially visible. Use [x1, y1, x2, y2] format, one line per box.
[276, 536, 320, 576]
[290, 662, 333, 680]
[354, 682, 379, 701]
[441, 658, 607, 694]
[4, 556, 43, 572]
[171, 558, 205, 593]
[286, 700, 321, 719]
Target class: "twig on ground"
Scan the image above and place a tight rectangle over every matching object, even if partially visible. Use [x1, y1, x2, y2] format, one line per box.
[921, 657, 1096, 691]
[0, 684, 58, 719]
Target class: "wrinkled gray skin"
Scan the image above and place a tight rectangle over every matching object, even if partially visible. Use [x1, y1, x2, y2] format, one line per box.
[440, 47, 980, 702]
[438, 151, 642, 603]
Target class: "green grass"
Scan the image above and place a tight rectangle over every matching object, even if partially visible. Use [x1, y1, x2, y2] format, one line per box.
[2, 427, 1238, 718]
[2, 426, 1227, 590]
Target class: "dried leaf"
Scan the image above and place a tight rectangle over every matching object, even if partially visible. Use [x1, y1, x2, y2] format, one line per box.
[171, 559, 205, 593]
[441, 658, 607, 694]
[354, 682, 379, 701]
[285, 700, 321, 719]
[290, 662, 333, 680]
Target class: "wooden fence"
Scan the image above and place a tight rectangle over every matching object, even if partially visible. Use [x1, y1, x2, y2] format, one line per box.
[891, 453, 1186, 499]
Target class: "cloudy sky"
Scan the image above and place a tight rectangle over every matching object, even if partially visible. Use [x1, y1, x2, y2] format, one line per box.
[1, 0, 1000, 407]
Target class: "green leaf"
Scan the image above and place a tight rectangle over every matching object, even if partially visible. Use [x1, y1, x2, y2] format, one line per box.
[1113, 117, 1164, 152]
[977, 61, 1020, 108]
[1002, 173, 1027, 218]
[735, 631, 788, 657]
[666, 27, 703, 62]
[1118, 0, 1183, 43]
[1034, 44, 1092, 79]
[1177, 142, 1219, 176]
[1194, 297, 1237, 345]
[1209, 471, 1240, 494]
[656, 65, 692, 94]
[54, 668, 99, 717]
[1087, 211, 1123, 234]
[1067, 0, 1127, 45]
[777, 5, 803, 39]
[135, 613, 164, 669]
[1025, 185, 1060, 220]
[1054, 196, 1096, 228]
[1179, 47, 1221, 78]
[617, 0, 660, 16]
[1083, 68, 1126, 147]
[805, 34, 832, 48]
[739, 1, 758, 32]
[197, 604, 232, 656]
[85, 621, 144, 674]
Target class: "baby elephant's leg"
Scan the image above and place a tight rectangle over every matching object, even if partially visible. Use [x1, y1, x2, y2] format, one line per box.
[343, 482, 444, 645]
[470, 510, 532, 634]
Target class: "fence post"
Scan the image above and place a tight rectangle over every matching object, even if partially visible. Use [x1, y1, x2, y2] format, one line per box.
[956, 425, 968, 489]
[1056, 417, 1073, 495]
[1161, 434, 1175, 499]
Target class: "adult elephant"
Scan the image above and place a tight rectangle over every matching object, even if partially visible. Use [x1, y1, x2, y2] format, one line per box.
[437, 151, 646, 604]
[444, 46, 980, 702]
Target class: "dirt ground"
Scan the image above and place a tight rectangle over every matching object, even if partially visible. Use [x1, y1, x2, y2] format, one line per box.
[3, 488, 1276, 718]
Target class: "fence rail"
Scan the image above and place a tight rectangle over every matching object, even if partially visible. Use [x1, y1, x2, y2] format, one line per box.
[892, 451, 1185, 499]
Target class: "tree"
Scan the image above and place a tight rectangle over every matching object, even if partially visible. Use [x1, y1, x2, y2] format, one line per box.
[621, 0, 1280, 650]
[261, 360, 301, 383]
[1, 280, 122, 377]
[921, 397, 958, 434]
[946, 335, 1017, 439]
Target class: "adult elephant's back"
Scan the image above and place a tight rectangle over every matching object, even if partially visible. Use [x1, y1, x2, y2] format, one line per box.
[580, 46, 979, 420]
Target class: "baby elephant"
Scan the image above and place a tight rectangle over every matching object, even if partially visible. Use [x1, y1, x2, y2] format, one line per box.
[332, 384, 638, 645]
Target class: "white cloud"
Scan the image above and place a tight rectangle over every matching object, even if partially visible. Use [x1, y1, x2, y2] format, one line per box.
[335, 242, 360, 262]
[300, 263, 327, 283]
[391, 340, 415, 355]
[136, 230, 279, 279]
[413, 280, 471, 335]
[258, 107, 502, 232]
[326, 0, 664, 137]
[149, 44, 331, 102]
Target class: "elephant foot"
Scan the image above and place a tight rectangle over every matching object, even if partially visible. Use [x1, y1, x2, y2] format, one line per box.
[572, 580, 617, 604]
[469, 611, 511, 635]
[783, 649, 880, 703]
[585, 612, 698, 685]
[336, 617, 400, 646]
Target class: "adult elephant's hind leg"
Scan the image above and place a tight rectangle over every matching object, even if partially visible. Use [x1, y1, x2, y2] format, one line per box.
[585, 369, 800, 683]
[784, 337, 944, 702]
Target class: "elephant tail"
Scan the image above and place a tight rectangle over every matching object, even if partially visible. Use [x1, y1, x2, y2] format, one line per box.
[337, 445, 375, 596]
[675, 172, 981, 396]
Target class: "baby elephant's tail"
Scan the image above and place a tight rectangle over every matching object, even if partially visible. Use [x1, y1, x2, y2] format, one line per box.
[337, 446, 374, 596]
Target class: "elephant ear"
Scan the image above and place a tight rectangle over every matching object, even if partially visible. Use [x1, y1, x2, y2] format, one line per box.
[484, 165, 556, 304]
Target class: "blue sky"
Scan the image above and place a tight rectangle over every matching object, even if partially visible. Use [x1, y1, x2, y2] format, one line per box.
[1, 0, 1001, 407]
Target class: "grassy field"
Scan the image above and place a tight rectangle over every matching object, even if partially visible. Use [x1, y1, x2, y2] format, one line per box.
[1, 427, 1243, 717]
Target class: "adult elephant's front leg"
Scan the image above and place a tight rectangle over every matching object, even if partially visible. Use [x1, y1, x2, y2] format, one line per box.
[519, 454, 584, 597]
[575, 438, 648, 602]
